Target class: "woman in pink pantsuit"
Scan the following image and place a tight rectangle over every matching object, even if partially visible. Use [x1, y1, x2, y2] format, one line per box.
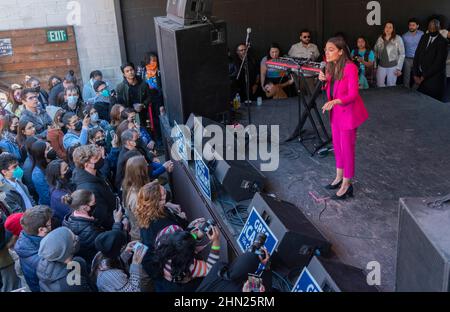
[319, 37, 369, 200]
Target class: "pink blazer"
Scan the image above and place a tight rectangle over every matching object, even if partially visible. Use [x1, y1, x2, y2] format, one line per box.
[326, 61, 369, 130]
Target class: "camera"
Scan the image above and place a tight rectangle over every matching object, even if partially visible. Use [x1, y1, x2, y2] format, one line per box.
[200, 219, 216, 235]
[247, 232, 267, 256]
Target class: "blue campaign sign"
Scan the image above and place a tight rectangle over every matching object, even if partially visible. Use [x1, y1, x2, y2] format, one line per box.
[292, 267, 323, 292]
[194, 148, 212, 201]
[237, 207, 279, 256]
[173, 121, 188, 163]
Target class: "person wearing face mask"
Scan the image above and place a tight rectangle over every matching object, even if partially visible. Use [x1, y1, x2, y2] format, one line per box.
[83, 70, 110, 102]
[62, 190, 124, 266]
[46, 160, 75, 224]
[30, 141, 58, 206]
[71, 144, 117, 230]
[62, 112, 90, 150]
[413, 19, 449, 101]
[19, 89, 53, 136]
[0, 115, 21, 160]
[25, 76, 49, 109]
[85, 104, 109, 131]
[62, 86, 85, 119]
[46, 108, 67, 161]
[92, 80, 113, 122]
[36, 226, 93, 292]
[5, 84, 24, 117]
[0, 153, 35, 214]
[14, 205, 53, 292]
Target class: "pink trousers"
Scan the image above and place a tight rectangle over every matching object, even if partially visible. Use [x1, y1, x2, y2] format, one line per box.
[331, 126, 357, 179]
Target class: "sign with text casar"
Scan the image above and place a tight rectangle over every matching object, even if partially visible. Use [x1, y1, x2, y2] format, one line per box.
[292, 267, 322, 292]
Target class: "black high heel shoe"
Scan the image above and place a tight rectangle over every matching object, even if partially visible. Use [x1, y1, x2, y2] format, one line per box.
[331, 184, 354, 200]
[325, 180, 343, 190]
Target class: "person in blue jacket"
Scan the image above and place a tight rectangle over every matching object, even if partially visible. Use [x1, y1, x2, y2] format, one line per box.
[14, 205, 53, 292]
[30, 141, 57, 206]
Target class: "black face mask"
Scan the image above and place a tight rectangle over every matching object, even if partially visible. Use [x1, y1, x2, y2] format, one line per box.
[429, 31, 439, 37]
[63, 168, 73, 181]
[46, 149, 58, 161]
[10, 128, 18, 135]
[35, 86, 41, 93]
[94, 158, 104, 170]
[74, 121, 82, 132]
[95, 139, 107, 147]
[87, 204, 96, 217]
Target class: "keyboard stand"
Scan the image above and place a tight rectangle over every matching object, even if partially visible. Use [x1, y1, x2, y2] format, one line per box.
[286, 71, 332, 156]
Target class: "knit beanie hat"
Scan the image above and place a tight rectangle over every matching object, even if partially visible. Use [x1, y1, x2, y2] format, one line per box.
[95, 230, 127, 259]
[38, 227, 75, 263]
[5, 213, 24, 236]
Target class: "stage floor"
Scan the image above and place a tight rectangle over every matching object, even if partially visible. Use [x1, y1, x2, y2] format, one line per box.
[240, 87, 450, 291]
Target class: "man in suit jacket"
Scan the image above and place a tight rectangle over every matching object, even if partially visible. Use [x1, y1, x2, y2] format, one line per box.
[413, 19, 449, 101]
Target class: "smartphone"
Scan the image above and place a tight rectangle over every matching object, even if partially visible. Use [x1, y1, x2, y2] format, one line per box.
[115, 196, 125, 214]
[133, 242, 149, 255]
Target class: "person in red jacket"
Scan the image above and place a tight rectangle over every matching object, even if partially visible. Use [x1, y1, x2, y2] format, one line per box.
[319, 37, 369, 200]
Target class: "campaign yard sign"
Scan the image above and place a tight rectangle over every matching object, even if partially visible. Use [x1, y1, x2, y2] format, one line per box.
[194, 148, 211, 201]
[292, 267, 323, 292]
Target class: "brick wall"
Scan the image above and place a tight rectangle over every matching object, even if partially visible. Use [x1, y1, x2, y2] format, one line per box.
[0, 0, 124, 89]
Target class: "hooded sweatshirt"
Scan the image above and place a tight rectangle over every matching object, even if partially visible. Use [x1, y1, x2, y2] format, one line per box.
[36, 227, 93, 292]
[14, 232, 43, 292]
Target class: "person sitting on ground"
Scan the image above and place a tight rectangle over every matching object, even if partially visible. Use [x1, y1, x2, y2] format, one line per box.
[91, 230, 146, 292]
[14, 205, 53, 292]
[260, 43, 294, 98]
[62, 189, 124, 265]
[62, 112, 90, 150]
[36, 226, 93, 292]
[0, 153, 35, 214]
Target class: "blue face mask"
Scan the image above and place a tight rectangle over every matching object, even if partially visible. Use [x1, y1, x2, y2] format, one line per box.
[13, 166, 24, 180]
[91, 113, 99, 123]
[101, 89, 110, 97]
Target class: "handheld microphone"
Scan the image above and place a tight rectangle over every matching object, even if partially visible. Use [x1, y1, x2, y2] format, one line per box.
[245, 28, 252, 46]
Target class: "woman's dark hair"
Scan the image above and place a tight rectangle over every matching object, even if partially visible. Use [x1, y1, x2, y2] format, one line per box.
[89, 70, 103, 80]
[115, 120, 131, 146]
[356, 36, 371, 51]
[3, 114, 18, 133]
[120, 62, 135, 73]
[16, 119, 33, 148]
[151, 231, 197, 281]
[8, 85, 23, 113]
[110, 104, 124, 127]
[267, 43, 282, 60]
[24, 136, 38, 156]
[62, 189, 93, 210]
[88, 127, 104, 142]
[30, 140, 48, 171]
[325, 37, 351, 81]
[46, 159, 64, 188]
[382, 21, 397, 40]
[48, 75, 61, 91]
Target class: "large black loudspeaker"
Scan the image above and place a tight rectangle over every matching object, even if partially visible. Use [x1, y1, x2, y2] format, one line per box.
[306, 256, 378, 292]
[154, 16, 229, 124]
[249, 193, 331, 269]
[166, 0, 213, 25]
[396, 197, 450, 292]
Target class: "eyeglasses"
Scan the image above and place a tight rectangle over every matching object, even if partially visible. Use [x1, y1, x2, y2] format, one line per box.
[302, 36, 311, 39]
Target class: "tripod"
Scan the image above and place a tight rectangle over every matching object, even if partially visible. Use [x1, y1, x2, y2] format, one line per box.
[286, 71, 331, 156]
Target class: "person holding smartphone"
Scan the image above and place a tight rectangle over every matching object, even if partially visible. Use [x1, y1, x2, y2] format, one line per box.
[196, 250, 270, 292]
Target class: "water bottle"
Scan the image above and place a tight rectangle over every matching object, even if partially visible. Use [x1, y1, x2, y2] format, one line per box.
[233, 93, 241, 110]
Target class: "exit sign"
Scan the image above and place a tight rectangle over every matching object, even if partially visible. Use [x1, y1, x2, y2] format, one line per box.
[47, 29, 68, 43]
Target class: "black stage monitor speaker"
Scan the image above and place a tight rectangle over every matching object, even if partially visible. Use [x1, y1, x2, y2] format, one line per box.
[306, 256, 378, 292]
[249, 193, 331, 269]
[396, 197, 450, 292]
[154, 16, 229, 124]
[167, 0, 213, 26]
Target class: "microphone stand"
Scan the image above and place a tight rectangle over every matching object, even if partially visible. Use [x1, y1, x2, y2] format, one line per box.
[237, 41, 252, 125]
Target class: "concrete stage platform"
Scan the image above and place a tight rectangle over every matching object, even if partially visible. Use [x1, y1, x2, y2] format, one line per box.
[239, 87, 450, 291]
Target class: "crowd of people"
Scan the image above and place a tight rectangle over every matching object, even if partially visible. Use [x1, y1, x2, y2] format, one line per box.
[0, 51, 270, 292]
[231, 17, 449, 102]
